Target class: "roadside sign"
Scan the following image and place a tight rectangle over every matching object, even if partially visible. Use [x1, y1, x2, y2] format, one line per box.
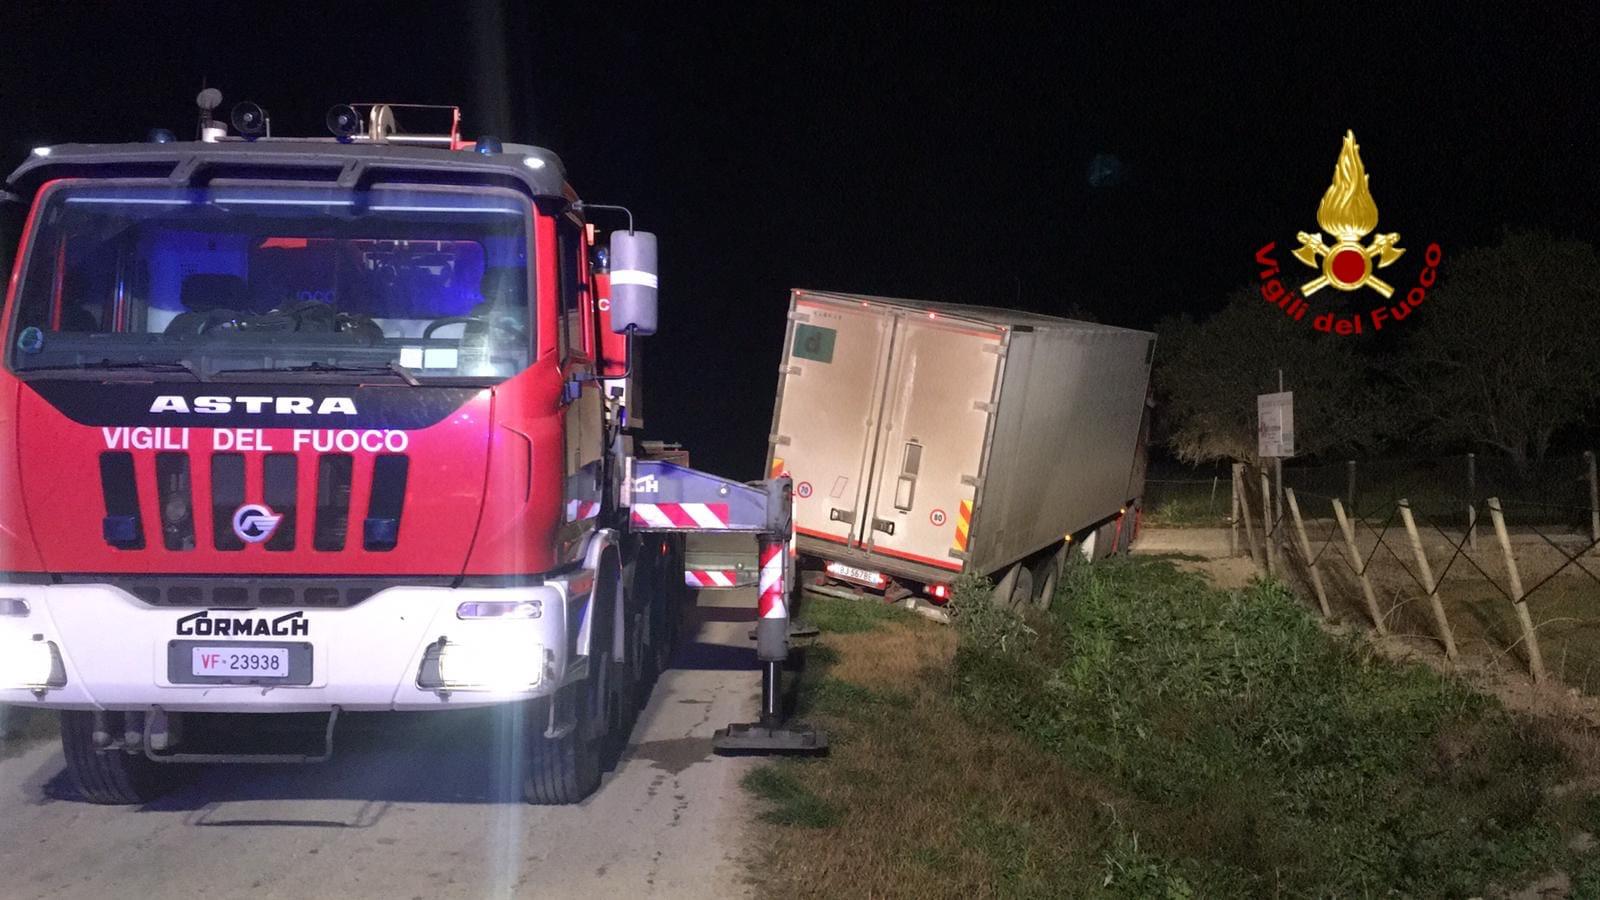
[1258, 391, 1294, 458]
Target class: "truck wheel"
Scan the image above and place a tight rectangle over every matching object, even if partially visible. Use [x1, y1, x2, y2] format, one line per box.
[59, 711, 176, 805]
[992, 564, 1020, 608]
[1036, 541, 1069, 611]
[1095, 519, 1121, 559]
[524, 683, 602, 804]
[1006, 566, 1034, 610]
[1076, 529, 1098, 563]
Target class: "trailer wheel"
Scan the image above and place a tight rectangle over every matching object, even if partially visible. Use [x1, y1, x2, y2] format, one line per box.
[1076, 529, 1098, 562]
[1004, 566, 1035, 610]
[1036, 542, 1070, 611]
[59, 711, 179, 805]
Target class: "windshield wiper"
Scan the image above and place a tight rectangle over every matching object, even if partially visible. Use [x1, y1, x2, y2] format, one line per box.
[210, 361, 422, 386]
[18, 359, 204, 380]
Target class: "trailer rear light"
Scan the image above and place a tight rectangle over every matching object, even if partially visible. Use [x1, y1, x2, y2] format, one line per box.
[456, 599, 543, 620]
[925, 583, 951, 602]
[0, 636, 66, 690]
[0, 599, 28, 617]
[825, 562, 887, 588]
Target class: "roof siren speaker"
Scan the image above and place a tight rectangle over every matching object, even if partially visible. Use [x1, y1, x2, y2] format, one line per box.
[196, 87, 226, 142]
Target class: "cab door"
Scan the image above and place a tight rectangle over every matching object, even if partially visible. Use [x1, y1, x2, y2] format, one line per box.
[558, 214, 604, 546]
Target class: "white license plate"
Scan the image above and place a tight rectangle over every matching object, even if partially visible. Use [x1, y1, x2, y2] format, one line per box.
[191, 646, 290, 678]
[830, 564, 882, 586]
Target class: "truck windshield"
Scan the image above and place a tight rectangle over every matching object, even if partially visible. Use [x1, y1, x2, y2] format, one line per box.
[4, 180, 534, 382]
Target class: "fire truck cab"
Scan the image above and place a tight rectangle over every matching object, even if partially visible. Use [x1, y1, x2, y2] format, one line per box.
[0, 101, 693, 804]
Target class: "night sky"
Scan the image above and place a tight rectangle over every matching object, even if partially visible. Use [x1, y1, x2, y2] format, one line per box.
[4, 3, 1597, 477]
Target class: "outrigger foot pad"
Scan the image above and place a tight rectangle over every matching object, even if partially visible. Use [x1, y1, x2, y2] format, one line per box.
[746, 621, 821, 642]
[712, 722, 829, 755]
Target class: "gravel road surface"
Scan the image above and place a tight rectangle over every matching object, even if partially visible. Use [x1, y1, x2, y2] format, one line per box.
[0, 588, 761, 900]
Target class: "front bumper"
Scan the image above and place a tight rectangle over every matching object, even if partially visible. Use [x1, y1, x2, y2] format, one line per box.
[0, 580, 574, 712]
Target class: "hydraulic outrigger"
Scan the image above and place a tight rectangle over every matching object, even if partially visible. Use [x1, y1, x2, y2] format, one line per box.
[622, 458, 827, 754]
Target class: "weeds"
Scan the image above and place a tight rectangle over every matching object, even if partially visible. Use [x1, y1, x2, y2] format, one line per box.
[956, 557, 1595, 897]
[798, 593, 909, 634]
[741, 765, 840, 828]
[745, 571, 1600, 897]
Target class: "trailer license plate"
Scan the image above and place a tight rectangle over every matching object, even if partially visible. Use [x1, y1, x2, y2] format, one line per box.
[829, 564, 882, 587]
[191, 646, 290, 679]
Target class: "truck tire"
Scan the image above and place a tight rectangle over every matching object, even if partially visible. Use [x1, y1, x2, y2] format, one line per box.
[1006, 566, 1035, 610]
[526, 552, 620, 805]
[524, 682, 602, 804]
[1036, 542, 1070, 611]
[59, 711, 175, 805]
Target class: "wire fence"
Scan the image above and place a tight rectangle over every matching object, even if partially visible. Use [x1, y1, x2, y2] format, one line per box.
[1225, 461, 1600, 695]
[1144, 452, 1600, 531]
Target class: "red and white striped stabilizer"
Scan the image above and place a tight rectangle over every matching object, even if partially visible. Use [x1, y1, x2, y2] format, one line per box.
[565, 499, 601, 522]
[757, 539, 787, 621]
[685, 569, 742, 588]
[630, 502, 732, 530]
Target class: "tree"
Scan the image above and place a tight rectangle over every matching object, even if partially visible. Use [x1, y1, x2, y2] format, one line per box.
[1395, 231, 1600, 474]
[1155, 287, 1392, 465]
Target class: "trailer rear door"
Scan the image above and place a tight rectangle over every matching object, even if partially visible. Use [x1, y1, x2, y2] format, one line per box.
[772, 294, 896, 549]
[858, 314, 1004, 574]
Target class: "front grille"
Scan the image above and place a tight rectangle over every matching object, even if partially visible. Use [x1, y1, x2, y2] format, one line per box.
[99, 452, 146, 550]
[97, 450, 410, 554]
[113, 578, 440, 608]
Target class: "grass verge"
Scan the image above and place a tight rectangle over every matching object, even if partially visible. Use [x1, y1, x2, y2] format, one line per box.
[744, 563, 1600, 898]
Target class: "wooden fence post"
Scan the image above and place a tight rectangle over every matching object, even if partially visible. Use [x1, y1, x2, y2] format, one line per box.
[1488, 497, 1547, 683]
[1398, 499, 1459, 660]
[1234, 465, 1260, 569]
[1260, 468, 1275, 578]
[1346, 459, 1357, 512]
[1230, 463, 1241, 558]
[1586, 450, 1599, 552]
[1332, 498, 1386, 634]
[1466, 452, 1478, 553]
[1286, 488, 1332, 619]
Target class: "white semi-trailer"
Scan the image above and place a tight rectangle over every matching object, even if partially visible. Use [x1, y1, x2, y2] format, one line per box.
[768, 290, 1154, 609]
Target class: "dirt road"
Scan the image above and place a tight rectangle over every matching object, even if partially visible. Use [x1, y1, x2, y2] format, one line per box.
[0, 588, 761, 900]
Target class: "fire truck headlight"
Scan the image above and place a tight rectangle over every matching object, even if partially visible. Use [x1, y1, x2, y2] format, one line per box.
[0, 637, 66, 690]
[422, 637, 542, 692]
[0, 598, 29, 617]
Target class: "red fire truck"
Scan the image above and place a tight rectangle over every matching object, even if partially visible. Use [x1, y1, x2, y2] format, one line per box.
[0, 97, 815, 804]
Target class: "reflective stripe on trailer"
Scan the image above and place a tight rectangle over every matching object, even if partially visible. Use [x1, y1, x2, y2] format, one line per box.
[951, 499, 973, 555]
[795, 525, 849, 545]
[870, 542, 964, 572]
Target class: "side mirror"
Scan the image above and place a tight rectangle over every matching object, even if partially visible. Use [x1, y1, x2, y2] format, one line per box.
[608, 231, 657, 335]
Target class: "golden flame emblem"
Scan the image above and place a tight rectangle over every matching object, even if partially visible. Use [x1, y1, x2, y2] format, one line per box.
[1292, 131, 1404, 297]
